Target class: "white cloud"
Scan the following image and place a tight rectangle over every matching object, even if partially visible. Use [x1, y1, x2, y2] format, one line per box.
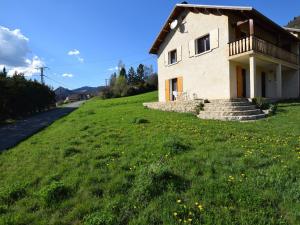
[0, 26, 45, 77]
[6, 56, 44, 77]
[68, 49, 80, 56]
[62, 73, 73, 78]
[0, 26, 30, 67]
[108, 66, 118, 71]
[67, 49, 84, 63]
[78, 57, 84, 63]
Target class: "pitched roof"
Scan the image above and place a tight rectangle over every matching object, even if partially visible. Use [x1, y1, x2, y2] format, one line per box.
[149, 4, 300, 54]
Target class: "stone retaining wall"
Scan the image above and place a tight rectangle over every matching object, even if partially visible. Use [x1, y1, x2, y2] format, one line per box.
[143, 100, 203, 114]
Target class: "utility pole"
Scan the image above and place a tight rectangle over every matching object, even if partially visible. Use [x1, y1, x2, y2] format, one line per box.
[36, 66, 48, 85]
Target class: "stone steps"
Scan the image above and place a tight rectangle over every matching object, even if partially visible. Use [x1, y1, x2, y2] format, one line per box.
[208, 99, 249, 103]
[198, 99, 265, 121]
[198, 113, 266, 121]
[205, 102, 251, 107]
[199, 109, 262, 117]
[204, 105, 257, 111]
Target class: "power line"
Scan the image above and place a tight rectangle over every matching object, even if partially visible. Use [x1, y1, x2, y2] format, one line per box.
[44, 75, 71, 88]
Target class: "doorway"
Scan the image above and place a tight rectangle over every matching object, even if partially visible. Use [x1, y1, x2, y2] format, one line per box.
[171, 78, 178, 101]
[261, 72, 266, 97]
[237, 66, 246, 98]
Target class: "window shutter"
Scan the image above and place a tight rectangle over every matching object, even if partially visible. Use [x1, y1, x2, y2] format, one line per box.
[165, 79, 170, 101]
[189, 40, 195, 57]
[177, 46, 182, 62]
[210, 28, 219, 49]
[164, 52, 169, 66]
[177, 77, 183, 94]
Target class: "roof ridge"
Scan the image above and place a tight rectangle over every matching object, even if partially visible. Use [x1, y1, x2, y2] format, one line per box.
[175, 3, 253, 11]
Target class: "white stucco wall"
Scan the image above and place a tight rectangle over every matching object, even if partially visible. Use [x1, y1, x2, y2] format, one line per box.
[157, 11, 230, 102]
[282, 69, 299, 98]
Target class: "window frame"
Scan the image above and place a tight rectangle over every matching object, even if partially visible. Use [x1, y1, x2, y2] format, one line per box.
[168, 49, 178, 65]
[195, 34, 211, 56]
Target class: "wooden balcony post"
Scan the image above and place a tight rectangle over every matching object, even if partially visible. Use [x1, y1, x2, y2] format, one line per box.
[276, 64, 282, 98]
[249, 55, 257, 98]
[249, 19, 254, 36]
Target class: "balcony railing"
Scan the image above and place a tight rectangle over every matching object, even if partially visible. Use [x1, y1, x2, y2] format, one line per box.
[229, 36, 299, 65]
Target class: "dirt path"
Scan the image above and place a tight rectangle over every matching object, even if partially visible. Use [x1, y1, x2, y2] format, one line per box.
[0, 101, 85, 152]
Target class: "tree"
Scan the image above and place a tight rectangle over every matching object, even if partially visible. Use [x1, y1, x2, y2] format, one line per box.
[119, 67, 127, 79]
[127, 67, 136, 85]
[112, 75, 128, 97]
[144, 65, 154, 79]
[0, 67, 7, 77]
[109, 73, 117, 87]
[118, 60, 125, 75]
[136, 64, 145, 84]
[145, 73, 158, 90]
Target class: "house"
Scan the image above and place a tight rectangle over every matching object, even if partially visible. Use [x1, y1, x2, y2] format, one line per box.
[65, 93, 88, 103]
[149, 4, 300, 102]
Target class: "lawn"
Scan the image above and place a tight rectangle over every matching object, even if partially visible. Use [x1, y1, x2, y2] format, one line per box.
[0, 91, 299, 225]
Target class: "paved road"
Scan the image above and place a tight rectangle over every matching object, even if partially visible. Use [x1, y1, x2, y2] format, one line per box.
[0, 101, 85, 152]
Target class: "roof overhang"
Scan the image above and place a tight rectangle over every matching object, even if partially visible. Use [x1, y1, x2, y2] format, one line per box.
[283, 27, 300, 33]
[149, 4, 300, 55]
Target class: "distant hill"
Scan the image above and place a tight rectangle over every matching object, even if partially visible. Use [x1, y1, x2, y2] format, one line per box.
[286, 16, 300, 29]
[54, 86, 105, 101]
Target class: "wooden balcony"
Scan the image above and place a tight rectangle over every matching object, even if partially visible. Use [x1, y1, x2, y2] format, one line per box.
[229, 36, 299, 65]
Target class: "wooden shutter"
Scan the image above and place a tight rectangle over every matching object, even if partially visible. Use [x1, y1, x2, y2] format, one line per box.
[210, 28, 219, 49]
[177, 46, 182, 62]
[165, 79, 170, 101]
[189, 40, 195, 57]
[177, 77, 183, 94]
[164, 52, 169, 66]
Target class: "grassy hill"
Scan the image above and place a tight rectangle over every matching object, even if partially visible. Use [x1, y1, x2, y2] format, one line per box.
[0, 92, 299, 225]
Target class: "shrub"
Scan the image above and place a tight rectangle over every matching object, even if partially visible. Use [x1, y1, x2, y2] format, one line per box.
[131, 117, 149, 124]
[163, 137, 190, 155]
[63, 147, 81, 157]
[269, 104, 278, 115]
[83, 212, 115, 225]
[252, 97, 270, 110]
[195, 103, 205, 114]
[0, 74, 55, 121]
[39, 182, 71, 205]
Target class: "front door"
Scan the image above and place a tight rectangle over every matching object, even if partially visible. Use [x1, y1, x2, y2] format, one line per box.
[261, 72, 266, 97]
[237, 66, 246, 98]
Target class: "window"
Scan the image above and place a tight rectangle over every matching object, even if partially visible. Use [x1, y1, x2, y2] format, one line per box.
[169, 49, 177, 65]
[195, 35, 210, 55]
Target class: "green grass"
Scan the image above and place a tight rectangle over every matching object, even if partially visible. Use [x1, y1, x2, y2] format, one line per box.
[0, 91, 299, 225]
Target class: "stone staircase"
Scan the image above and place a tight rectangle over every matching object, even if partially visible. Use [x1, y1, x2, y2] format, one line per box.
[198, 99, 265, 121]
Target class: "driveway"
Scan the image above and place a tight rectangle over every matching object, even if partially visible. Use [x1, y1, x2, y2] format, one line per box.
[0, 101, 85, 152]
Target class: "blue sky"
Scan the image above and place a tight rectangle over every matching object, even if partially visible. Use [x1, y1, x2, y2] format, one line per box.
[0, 0, 299, 89]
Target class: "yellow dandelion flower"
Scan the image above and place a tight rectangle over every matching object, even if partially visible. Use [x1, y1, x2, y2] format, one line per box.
[198, 205, 204, 211]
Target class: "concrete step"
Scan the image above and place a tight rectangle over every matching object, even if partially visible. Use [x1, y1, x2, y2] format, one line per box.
[198, 113, 265, 121]
[204, 105, 257, 111]
[208, 99, 250, 103]
[199, 109, 262, 117]
[205, 101, 253, 107]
